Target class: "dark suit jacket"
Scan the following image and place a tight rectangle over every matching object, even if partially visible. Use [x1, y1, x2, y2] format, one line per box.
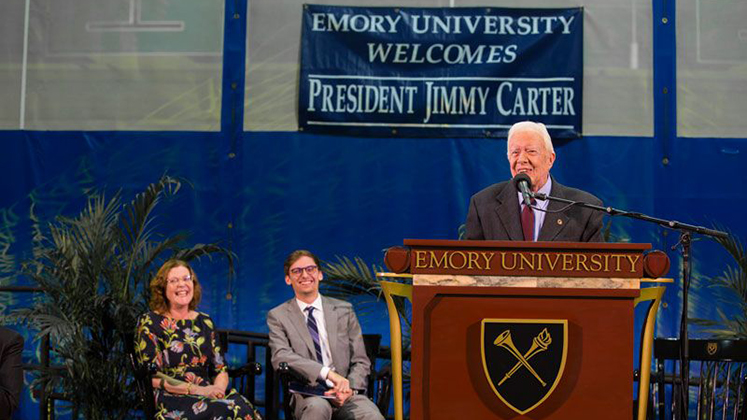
[0, 327, 23, 420]
[465, 176, 604, 242]
[267, 296, 371, 392]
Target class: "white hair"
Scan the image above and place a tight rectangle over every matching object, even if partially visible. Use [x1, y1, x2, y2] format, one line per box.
[506, 121, 554, 154]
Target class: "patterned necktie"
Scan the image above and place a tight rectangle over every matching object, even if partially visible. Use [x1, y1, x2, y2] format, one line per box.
[521, 199, 536, 241]
[304, 306, 324, 363]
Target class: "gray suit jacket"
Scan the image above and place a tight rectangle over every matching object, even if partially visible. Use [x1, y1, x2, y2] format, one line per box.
[464, 176, 604, 242]
[267, 296, 371, 391]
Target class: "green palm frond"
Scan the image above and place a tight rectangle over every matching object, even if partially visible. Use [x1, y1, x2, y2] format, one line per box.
[9, 308, 76, 347]
[713, 228, 747, 269]
[691, 227, 747, 339]
[174, 242, 236, 278]
[118, 176, 182, 299]
[321, 255, 382, 300]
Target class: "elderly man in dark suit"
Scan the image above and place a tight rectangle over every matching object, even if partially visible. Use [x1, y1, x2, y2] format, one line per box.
[0, 327, 24, 420]
[267, 250, 384, 420]
[465, 121, 603, 242]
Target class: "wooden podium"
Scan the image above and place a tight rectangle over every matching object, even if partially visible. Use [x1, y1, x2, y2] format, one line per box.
[381, 239, 670, 420]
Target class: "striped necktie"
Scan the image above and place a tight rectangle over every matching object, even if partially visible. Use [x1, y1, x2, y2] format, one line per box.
[305, 306, 324, 363]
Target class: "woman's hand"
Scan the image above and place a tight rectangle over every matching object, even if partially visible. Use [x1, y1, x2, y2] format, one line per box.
[195, 384, 226, 399]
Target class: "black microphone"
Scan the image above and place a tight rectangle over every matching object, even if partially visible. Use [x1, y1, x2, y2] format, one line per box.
[513, 173, 533, 207]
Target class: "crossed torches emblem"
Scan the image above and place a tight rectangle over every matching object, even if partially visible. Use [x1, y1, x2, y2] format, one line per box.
[493, 328, 552, 387]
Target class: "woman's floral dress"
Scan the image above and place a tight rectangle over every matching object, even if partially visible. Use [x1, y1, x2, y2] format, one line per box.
[136, 311, 261, 420]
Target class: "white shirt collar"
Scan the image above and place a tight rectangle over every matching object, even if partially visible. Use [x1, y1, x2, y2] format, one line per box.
[296, 294, 323, 313]
[536, 176, 552, 208]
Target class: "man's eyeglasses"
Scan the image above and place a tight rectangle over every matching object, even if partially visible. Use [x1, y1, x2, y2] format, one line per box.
[167, 275, 193, 285]
[289, 265, 319, 277]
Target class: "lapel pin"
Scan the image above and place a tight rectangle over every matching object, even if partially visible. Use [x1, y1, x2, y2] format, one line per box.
[557, 219, 563, 225]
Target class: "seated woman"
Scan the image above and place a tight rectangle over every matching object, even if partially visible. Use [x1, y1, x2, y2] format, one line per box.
[136, 259, 261, 420]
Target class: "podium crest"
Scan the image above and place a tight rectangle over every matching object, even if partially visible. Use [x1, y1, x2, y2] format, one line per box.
[481, 318, 568, 415]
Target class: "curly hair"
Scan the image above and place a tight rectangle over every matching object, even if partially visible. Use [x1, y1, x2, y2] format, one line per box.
[149, 259, 203, 314]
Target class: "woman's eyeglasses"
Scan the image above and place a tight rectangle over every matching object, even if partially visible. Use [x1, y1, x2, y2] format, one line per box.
[167, 275, 193, 285]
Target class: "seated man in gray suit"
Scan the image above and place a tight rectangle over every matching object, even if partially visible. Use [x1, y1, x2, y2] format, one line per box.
[465, 120, 604, 242]
[267, 250, 384, 420]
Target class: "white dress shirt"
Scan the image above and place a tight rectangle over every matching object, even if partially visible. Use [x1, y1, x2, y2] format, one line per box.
[296, 295, 335, 384]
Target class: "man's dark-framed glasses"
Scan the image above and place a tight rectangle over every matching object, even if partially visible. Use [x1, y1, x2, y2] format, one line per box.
[290, 265, 318, 277]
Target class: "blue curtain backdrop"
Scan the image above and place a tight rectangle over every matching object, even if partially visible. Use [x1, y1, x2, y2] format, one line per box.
[3, 125, 746, 420]
[3, 0, 747, 418]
